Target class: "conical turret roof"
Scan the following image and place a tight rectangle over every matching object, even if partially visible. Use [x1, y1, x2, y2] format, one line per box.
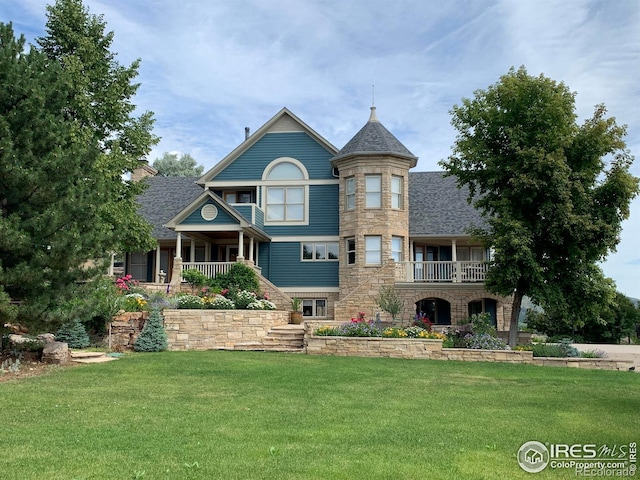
[331, 107, 417, 164]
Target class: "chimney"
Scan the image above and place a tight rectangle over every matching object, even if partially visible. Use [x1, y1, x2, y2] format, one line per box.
[131, 159, 158, 182]
[245, 127, 250, 140]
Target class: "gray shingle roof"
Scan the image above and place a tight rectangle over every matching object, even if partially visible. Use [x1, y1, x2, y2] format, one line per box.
[409, 172, 488, 236]
[331, 107, 417, 162]
[137, 176, 203, 240]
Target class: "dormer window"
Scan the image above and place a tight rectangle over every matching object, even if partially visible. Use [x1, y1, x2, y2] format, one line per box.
[263, 158, 308, 224]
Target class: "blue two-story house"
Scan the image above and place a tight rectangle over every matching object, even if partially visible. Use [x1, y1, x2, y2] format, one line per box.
[129, 107, 513, 330]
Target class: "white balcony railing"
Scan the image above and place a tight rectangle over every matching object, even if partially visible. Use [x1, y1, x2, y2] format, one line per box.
[395, 261, 488, 283]
[181, 262, 262, 281]
[181, 262, 235, 279]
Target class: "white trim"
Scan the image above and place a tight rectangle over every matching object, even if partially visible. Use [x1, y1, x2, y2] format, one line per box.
[270, 236, 339, 242]
[278, 287, 340, 293]
[174, 224, 243, 232]
[203, 179, 339, 188]
[262, 157, 309, 181]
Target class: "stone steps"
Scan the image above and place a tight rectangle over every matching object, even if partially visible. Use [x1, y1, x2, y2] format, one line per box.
[223, 324, 305, 353]
[70, 351, 119, 364]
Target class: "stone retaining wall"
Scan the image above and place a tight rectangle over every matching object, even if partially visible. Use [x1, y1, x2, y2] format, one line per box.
[163, 309, 290, 351]
[304, 333, 632, 370]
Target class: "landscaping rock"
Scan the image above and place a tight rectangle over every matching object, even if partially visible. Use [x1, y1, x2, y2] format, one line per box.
[37, 333, 56, 344]
[42, 341, 69, 365]
[8, 334, 30, 345]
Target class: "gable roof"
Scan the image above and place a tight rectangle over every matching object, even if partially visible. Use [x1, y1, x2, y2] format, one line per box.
[163, 190, 270, 241]
[197, 107, 338, 185]
[136, 176, 203, 240]
[409, 172, 488, 237]
[331, 107, 417, 165]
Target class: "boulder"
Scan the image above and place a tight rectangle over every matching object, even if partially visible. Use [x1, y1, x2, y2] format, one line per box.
[37, 333, 56, 344]
[42, 341, 70, 365]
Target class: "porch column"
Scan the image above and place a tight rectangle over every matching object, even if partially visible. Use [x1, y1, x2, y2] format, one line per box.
[175, 232, 182, 259]
[452, 239, 460, 282]
[155, 245, 161, 283]
[248, 237, 254, 263]
[205, 242, 211, 262]
[408, 242, 414, 282]
[237, 231, 244, 261]
[108, 252, 115, 276]
[190, 238, 196, 263]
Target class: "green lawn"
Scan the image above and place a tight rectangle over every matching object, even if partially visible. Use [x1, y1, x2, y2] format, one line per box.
[1, 351, 638, 479]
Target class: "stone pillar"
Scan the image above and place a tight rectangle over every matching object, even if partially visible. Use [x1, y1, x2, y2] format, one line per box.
[171, 257, 183, 287]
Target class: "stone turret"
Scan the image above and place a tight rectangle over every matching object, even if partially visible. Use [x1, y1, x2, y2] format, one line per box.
[331, 107, 418, 320]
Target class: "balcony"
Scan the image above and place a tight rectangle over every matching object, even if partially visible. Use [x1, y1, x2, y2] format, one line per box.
[395, 261, 488, 283]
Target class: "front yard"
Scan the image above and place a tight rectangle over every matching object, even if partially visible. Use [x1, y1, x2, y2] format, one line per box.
[1, 351, 638, 479]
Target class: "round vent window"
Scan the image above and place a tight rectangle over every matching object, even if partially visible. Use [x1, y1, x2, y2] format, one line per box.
[201, 204, 218, 221]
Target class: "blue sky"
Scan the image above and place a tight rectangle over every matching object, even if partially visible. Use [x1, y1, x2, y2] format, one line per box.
[2, 0, 639, 298]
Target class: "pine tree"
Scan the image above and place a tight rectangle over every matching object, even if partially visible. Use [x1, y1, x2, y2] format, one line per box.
[56, 319, 91, 349]
[0, 0, 158, 324]
[134, 310, 168, 352]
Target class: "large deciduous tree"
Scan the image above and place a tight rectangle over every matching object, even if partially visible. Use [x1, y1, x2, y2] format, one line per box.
[152, 152, 204, 177]
[0, 0, 157, 325]
[440, 67, 639, 347]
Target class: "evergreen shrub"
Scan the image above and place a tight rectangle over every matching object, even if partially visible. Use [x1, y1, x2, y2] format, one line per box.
[134, 310, 168, 352]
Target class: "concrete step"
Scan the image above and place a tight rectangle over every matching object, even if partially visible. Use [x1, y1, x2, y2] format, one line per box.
[70, 351, 120, 363]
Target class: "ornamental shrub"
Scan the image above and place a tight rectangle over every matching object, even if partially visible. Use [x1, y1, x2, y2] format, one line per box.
[175, 294, 204, 309]
[204, 295, 235, 310]
[233, 290, 257, 309]
[210, 263, 259, 293]
[464, 333, 510, 350]
[134, 310, 168, 352]
[55, 318, 90, 349]
[247, 299, 276, 310]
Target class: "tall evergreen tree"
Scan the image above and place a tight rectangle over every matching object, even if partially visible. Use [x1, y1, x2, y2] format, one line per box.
[0, 0, 157, 325]
[440, 67, 639, 347]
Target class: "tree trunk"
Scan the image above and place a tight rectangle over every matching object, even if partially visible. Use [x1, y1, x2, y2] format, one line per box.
[509, 289, 524, 349]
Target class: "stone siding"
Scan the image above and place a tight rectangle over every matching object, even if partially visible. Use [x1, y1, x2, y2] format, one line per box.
[163, 309, 289, 350]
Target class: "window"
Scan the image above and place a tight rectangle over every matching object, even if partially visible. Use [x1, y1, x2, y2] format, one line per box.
[365, 175, 381, 208]
[264, 159, 307, 223]
[345, 177, 355, 210]
[346, 237, 356, 264]
[224, 191, 254, 203]
[129, 251, 147, 281]
[365, 236, 382, 265]
[391, 176, 403, 209]
[391, 236, 403, 262]
[302, 242, 339, 261]
[266, 186, 304, 221]
[302, 299, 327, 317]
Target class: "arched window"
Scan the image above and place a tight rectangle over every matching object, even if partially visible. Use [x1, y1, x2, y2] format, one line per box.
[263, 158, 308, 224]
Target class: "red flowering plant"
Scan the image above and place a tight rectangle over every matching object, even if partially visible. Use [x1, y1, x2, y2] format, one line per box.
[114, 274, 148, 312]
[115, 274, 138, 292]
[413, 313, 433, 332]
[350, 311, 368, 323]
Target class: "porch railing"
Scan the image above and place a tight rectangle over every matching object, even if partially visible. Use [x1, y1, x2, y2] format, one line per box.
[181, 262, 262, 280]
[395, 261, 488, 283]
[182, 262, 235, 279]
